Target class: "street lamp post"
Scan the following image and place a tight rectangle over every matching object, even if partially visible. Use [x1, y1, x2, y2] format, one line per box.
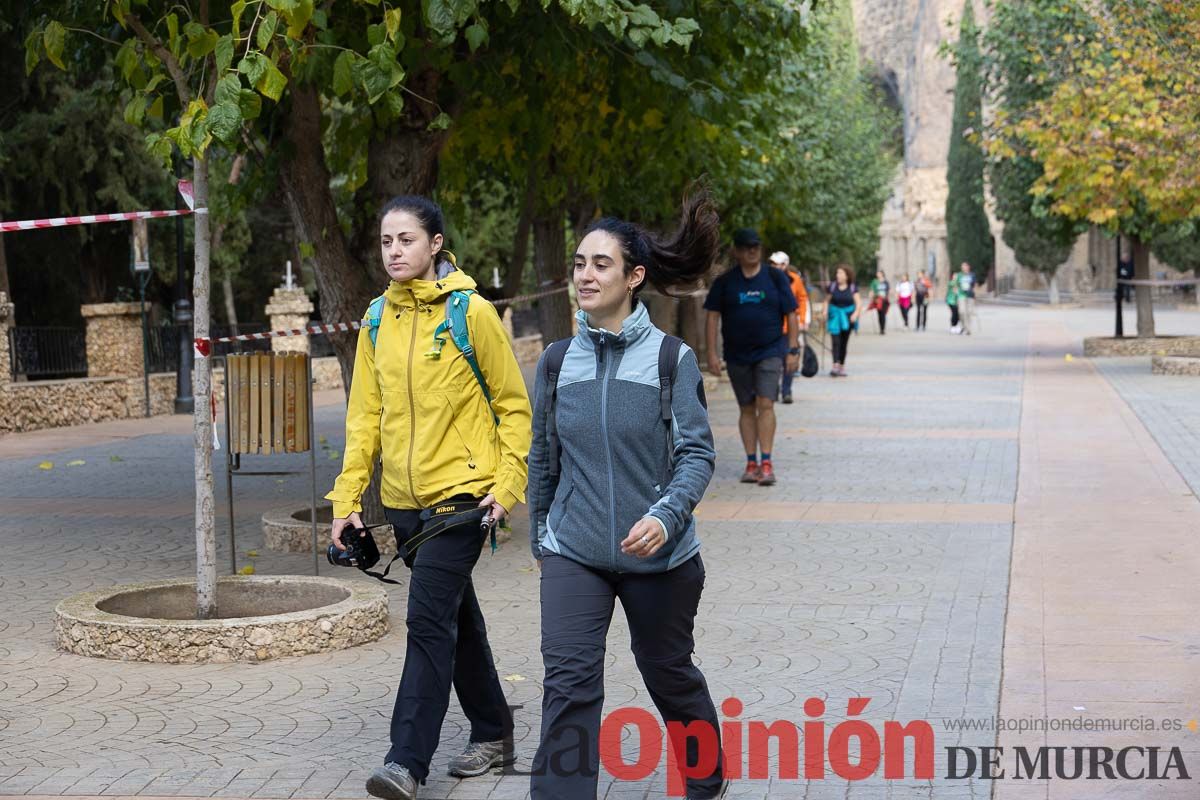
[1115, 236, 1124, 338]
[174, 156, 194, 414]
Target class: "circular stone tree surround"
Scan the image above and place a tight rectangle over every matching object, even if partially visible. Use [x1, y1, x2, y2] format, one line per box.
[55, 575, 388, 663]
[263, 505, 396, 555]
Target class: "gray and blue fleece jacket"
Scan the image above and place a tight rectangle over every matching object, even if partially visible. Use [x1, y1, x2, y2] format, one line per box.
[528, 302, 716, 573]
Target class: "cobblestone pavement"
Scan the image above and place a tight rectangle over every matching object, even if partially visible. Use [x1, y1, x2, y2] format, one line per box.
[0, 304, 1192, 800]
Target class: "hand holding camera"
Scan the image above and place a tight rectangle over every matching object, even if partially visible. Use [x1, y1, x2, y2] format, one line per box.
[331, 511, 364, 552]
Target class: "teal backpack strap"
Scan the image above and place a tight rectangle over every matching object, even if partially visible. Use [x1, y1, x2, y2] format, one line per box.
[365, 295, 387, 348]
[426, 290, 499, 427]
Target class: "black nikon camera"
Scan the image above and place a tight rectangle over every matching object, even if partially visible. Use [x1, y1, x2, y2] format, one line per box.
[327, 525, 382, 571]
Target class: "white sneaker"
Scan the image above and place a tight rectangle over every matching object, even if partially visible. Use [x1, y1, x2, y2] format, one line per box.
[950, 325, 961, 334]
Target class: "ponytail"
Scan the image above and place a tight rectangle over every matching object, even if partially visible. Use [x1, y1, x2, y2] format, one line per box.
[585, 186, 721, 297]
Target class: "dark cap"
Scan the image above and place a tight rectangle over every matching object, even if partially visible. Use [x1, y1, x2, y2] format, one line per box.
[732, 228, 762, 248]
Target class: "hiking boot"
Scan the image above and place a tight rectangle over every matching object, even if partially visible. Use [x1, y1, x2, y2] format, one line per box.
[782, 393, 793, 404]
[758, 462, 776, 486]
[366, 762, 417, 800]
[740, 465, 762, 483]
[448, 739, 509, 777]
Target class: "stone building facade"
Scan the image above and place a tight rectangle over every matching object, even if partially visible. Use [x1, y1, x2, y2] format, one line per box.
[850, 0, 1182, 296]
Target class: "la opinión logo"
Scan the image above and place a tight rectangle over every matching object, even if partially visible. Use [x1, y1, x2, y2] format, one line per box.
[504, 697, 1193, 796]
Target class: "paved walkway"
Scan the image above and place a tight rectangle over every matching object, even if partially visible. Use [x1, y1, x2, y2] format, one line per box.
[1, 304, 1198, 799]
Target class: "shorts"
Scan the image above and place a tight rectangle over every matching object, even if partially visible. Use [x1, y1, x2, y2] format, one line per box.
[726, 357, 783, 406]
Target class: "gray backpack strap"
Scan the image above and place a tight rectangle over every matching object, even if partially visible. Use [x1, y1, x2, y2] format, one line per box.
[542, 339, 572, 486]
[656, 335, 682, 489]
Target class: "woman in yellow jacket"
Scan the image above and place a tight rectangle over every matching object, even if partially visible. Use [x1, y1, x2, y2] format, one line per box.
[327, 196, 532, 800]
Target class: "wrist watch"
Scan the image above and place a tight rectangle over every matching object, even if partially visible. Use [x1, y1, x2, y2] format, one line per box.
[788, 347, 801, 355]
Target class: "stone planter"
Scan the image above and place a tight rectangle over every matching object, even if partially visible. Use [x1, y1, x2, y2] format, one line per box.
[1152, 356, 1200, 376]
[55, 575, 388, 663]
[1083, 335, 1200, 358]
[263, 504, 396, 555]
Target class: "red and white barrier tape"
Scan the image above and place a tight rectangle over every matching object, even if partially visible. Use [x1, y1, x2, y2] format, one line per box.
[0, 208, 203, 233]
[193, 285, 571, 357]
[1, 181, 204, 233]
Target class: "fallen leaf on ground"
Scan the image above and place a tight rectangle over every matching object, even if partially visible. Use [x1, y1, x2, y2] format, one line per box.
[110, 455, 123, 462]
[38, 461, 53, 470]
[503, 674, 526, 682]
[238, 565, 256, 575]
[67, 459, 86, 467]
[247, 550, 259, 558]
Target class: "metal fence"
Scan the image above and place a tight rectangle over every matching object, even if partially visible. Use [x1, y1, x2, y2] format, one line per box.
[9, 320, 338, 382]
[8, 326, 87, 380]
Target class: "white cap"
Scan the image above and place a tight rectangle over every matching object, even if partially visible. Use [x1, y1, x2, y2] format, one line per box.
[769, 251, 789, 265]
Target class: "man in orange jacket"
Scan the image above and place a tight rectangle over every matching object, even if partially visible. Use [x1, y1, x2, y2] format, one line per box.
[770, 251, 808, 403]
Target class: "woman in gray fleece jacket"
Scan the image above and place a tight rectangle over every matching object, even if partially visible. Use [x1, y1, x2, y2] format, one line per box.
[527, 190, 728, 800]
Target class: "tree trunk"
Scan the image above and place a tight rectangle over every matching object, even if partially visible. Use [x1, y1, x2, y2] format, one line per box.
[532, 208, 573, 343]
[191, 154, 217, 620]
[278, 84, 375, 393]
[504, 172, 537, 299]
[221, 271, 239, 335]
[0, 216, 9, 299]
[1132, 237, 1155, 337]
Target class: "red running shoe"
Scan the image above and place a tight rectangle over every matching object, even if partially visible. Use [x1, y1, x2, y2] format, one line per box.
[758, 461, 777, 486]
[740, 464, 762, 483]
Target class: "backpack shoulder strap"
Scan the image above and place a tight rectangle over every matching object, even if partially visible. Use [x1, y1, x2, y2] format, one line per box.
[656, 335, 682, 489]
[435, 290, 499, 426]
[365, 295, 387, 349]
[657, 335, 682, 424]
[542, 338, 572, 486]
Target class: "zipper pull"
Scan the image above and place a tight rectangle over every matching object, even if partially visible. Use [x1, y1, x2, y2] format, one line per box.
[598, 333, 605, 364]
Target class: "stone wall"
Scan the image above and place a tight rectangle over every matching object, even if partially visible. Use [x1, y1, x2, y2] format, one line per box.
[81, 303, 145, 379]
[0, 373, 176, 434]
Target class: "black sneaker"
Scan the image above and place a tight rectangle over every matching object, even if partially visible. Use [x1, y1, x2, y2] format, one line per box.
[687, 779, 731, 800]
[366, 762, 417, 800]
[782, 393, 793, 404]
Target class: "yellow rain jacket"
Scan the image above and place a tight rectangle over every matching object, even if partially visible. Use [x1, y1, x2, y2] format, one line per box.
[326, 269, 532, 518]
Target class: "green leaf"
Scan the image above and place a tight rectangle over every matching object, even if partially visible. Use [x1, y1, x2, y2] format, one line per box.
[43, 21, 66, 70]
[238, 89, 262, 119]
[215, 34, 235, 73]
[24, 28, 41, 75]
[111, 0, 129, 26]
[145, 73, 166, 93]
[238, 52, 269, 86]
[424, 0, 454, 34]
[367, 23, 386, 47]
[215, 74, 242, 105]
[124, 95, 147, 126]
[286, 0, 314, 38]
[266, 0, 300, 11]
[356, 44, 404, 103]
[312, 9, 329, 29]
[166, 14, 180, 57]
[147, 95, 164, 119]
[115, 39, 138, 81]
[186, 26, 220, 59]
[231, 0, 247, 37]
[427, 112, 452, 131]
[255, 60, 288, 101]
[465, 22, 487, 52]
[257, 11, 279, 50]
[207, 102, 242, 143]
[385, 8, 403, 41]
[333, 50, 355, 96]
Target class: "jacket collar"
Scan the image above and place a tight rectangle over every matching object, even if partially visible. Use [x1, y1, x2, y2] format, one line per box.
[384, 267, 477, 307]
[575, 300, 653, 348]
